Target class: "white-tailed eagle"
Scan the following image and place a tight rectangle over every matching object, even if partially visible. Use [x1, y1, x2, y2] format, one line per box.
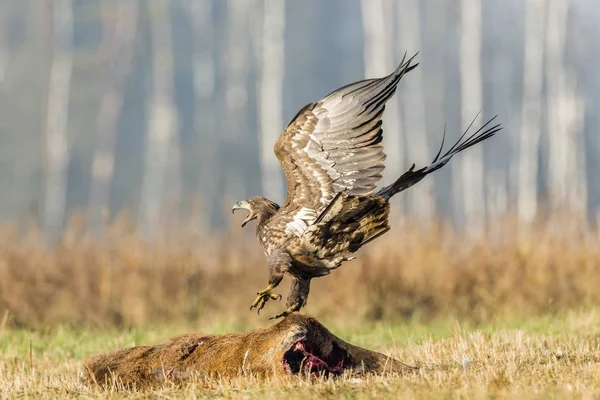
[232, 53, 501, 319]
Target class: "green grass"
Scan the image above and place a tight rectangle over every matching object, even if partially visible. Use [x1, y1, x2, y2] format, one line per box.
[2, 309, 600, 398]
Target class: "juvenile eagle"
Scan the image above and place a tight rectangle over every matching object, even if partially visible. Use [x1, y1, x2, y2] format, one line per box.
[233, 53, 501, 319]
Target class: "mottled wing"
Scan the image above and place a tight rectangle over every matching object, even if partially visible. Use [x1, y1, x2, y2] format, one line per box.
[274, 53, 418, 237]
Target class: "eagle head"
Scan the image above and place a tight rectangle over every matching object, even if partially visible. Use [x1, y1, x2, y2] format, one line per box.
[232, 197, 280, 228]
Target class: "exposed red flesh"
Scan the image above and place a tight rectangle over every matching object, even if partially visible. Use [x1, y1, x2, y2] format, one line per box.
[282, 338, 348, 377]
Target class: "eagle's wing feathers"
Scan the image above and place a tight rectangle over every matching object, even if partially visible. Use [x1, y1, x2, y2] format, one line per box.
[274, 53, 418, 237]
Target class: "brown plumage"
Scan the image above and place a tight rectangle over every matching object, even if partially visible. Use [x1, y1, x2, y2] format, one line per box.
[232, 53, 501, 319]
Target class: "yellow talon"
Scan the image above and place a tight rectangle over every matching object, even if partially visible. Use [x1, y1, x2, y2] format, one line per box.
[269, 302, 302, 320]
[249, 286, 282, 314]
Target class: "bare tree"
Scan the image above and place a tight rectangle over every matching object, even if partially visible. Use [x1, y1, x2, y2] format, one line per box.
[420, 1, 448, 221]
[485, 3, 514, 226]
[545, 0, 586, 221]
[486, 170, 508, 239]
[88, 0, 139, 233]
[185, 0, 216, 224]
[257, 0, 286, 203]
[457, 0, 485, 235]
[139, 2, 179, 236]
[221, 0, 255, 201]
[518, 0, 546, 228]
[43, 0, 73, 239]
[361, 0, 403, 197]
[397, 0, 434, 219]
[0, 15, 10, 87]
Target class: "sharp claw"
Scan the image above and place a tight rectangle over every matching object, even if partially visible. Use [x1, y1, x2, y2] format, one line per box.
[250, 287, 283, 315]
[269, 310, 289, 320]
[269, 309, 288, 320]
[270, 302, 302, 320]
[268, 293, 281, 301]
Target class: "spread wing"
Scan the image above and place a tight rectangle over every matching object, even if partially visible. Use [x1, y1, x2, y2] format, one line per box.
[273, 53, 418, 237]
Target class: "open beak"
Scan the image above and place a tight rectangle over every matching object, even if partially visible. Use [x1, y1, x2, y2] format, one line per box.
[232, 201, 253, 228]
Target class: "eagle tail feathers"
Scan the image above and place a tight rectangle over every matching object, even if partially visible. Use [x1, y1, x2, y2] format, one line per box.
[377, 114, 502, 201]
[393, 51, 420, 78]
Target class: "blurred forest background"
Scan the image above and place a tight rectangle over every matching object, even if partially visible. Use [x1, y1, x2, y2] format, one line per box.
[0, 0, 598, 240]
[1, 0, 600, 329]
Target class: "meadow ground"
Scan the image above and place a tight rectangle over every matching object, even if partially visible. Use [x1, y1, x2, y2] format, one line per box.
[1, 309, 600, 399]
[0, 213, 599, 398]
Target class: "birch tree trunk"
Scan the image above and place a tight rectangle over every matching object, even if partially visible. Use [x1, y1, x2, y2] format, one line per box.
[0, 19, 10, 87]
[43, 0, 73, 240]
[486, 2, 514, 226]
[139, 2, 179, 237]
[257, 0, 285, 202]
[486, 170, 508, 241]
[457, 0, 485, 236]
[518, 0, 546, 228]
[185, 0, 215, 225]
[361, 0, 403, 199]
[545, 0, 586, 224]
[88, 0, 139, 233]
[397, 0, 434, 220]
[421, 0, 448, 219]
[222, 0, 255, 202]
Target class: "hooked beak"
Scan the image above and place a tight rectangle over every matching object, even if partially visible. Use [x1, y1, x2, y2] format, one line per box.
[232, 201, 253, 228]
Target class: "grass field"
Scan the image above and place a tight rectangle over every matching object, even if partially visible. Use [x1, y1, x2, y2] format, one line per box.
[1, 309, 600, 398]
[1, 215, 599, 398]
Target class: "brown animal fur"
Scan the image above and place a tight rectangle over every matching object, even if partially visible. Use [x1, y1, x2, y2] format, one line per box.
[84, 314, 415, 389]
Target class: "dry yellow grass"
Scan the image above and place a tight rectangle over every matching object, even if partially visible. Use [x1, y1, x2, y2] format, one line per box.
[0, 211, 599, 398]
[1, 309, 600, 398]
[0, 212, 598, 327]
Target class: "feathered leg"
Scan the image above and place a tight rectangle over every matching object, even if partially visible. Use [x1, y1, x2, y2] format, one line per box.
[250, 250, 290, 314]
[270, 277, 311, 320]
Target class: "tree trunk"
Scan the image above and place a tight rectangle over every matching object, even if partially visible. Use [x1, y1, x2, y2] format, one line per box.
[0, 16, 9, 87]
[422, 0, 448, 220]
[139, 2, 179, 237]
[185, 0, 215, 227]
[397, 0, 434, 220]
[43, 0, 73, 241]
[518, 0, 546, 229]
[257, 0, 286, 203]
[457, 0, 485, 236]
[361, 0, 403, 202]
[220, 0, 256, 214]
[88, 0, 139, 233]
[485, 2, 515, 227]
[545, 0, 586, 223]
